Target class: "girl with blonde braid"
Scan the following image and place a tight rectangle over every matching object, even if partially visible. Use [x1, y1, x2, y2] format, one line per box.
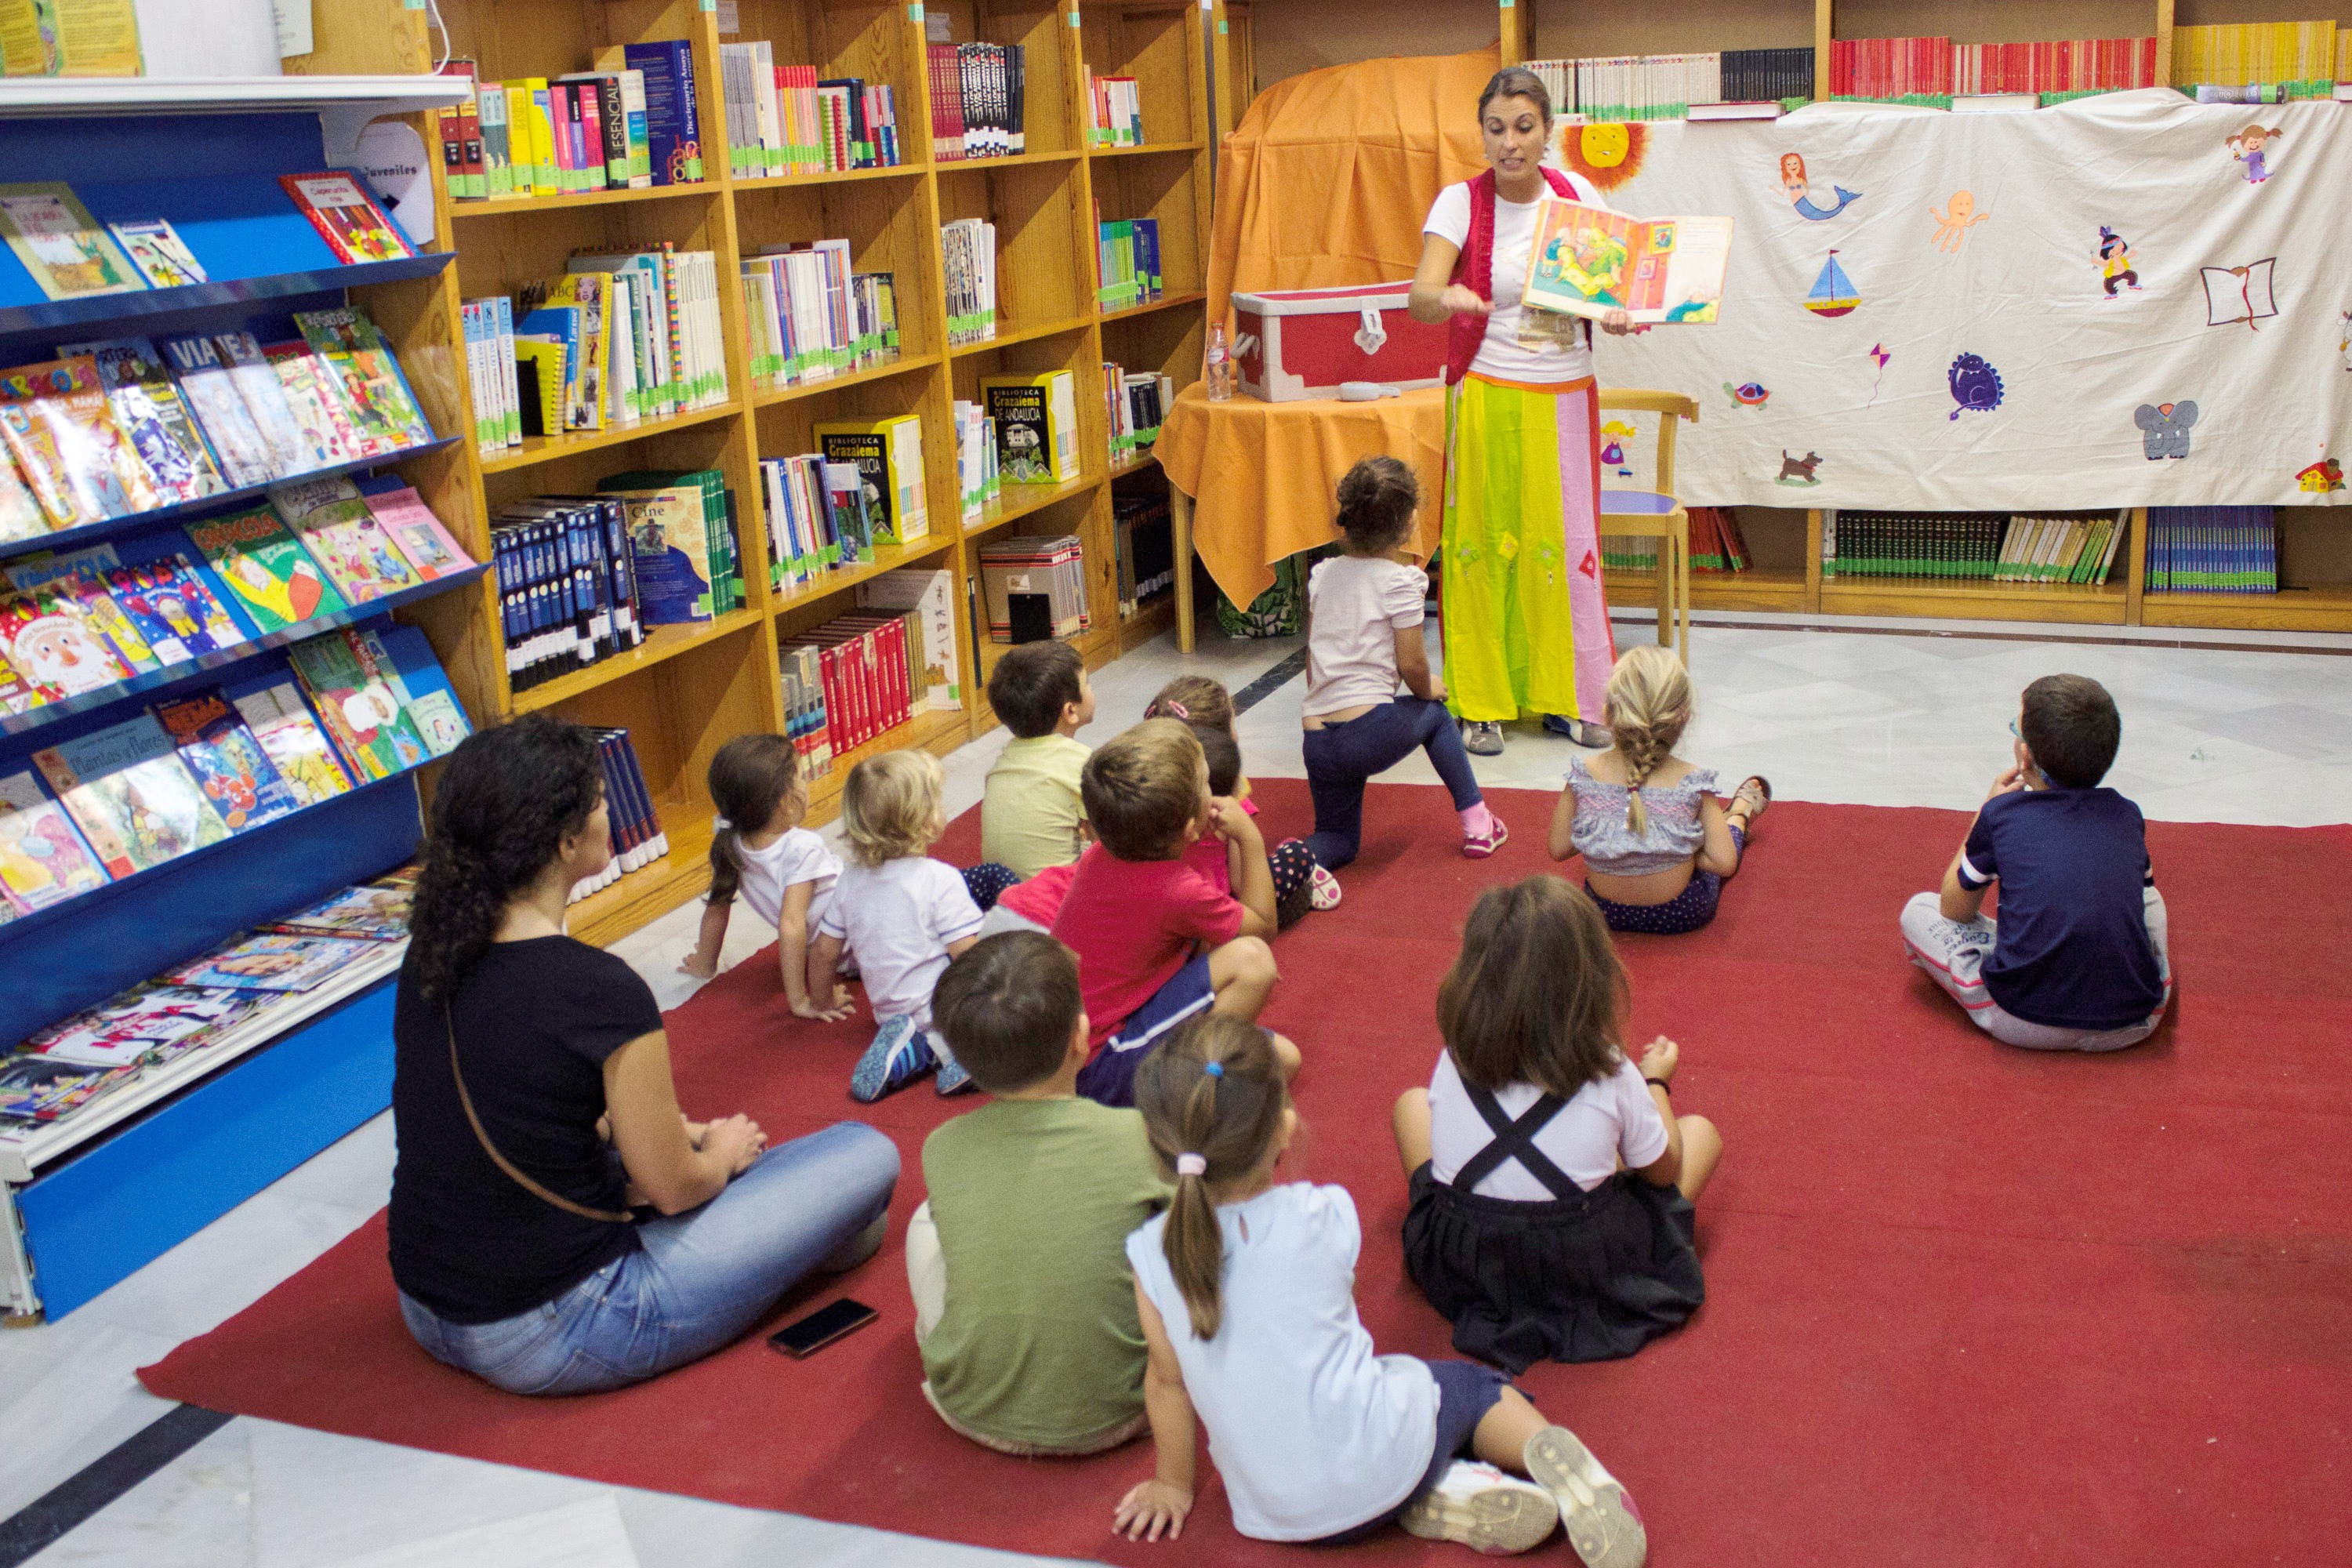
[1547, 647, 1769, 936]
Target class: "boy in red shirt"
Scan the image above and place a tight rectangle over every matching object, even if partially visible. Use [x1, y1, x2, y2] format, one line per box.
[1050, 719, 1293, 1106]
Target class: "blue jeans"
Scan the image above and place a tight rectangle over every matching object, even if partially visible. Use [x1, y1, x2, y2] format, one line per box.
[1301, 697, 1483, 869]
[399, 1121, 899, 1396]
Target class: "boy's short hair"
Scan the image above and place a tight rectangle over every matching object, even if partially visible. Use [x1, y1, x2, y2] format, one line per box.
[1082, 718, 1204, 860]
[931, 931, 1083, 1093]
[988, 641, 1086, 739]
[2020, 674, 2121, 789]
[1191, 723, 1240, 797]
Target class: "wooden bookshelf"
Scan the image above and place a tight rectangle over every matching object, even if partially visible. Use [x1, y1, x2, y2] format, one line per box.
[299, 0, 1216, 946]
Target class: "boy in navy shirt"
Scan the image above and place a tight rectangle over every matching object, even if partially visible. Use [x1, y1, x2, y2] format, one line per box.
[1902, 674, 2172, 1051]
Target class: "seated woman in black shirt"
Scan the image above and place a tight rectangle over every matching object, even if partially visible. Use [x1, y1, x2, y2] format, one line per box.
[389, 714, 898, 1396]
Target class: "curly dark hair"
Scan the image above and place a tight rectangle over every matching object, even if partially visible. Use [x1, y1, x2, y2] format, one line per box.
[1334, 455, 1421, 554]
[408, 714, 605, 1000]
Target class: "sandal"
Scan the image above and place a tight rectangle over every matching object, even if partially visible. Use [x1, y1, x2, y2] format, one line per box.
[1728, 775, 1772, 826]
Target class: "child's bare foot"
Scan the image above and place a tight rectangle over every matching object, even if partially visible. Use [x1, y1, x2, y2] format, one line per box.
[1726, 775, 1771, 829]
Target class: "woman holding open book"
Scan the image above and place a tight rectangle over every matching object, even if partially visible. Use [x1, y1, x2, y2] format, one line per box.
[1410, 67, 1637, 757]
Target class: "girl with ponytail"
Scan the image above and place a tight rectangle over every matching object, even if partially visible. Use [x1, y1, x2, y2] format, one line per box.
[677, 732, 851, 1018]
[1116, 1018, 1646, 1564]
[1547, 644, 1771, 936]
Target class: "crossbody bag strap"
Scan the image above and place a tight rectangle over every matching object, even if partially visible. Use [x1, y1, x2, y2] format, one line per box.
[445, 1004, 632, 1225]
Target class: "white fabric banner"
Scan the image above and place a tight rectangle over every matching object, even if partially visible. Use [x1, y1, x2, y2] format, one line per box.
[1562, 90, 2352, 510]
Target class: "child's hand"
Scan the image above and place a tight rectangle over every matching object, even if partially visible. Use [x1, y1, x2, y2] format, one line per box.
[1987, 763, 2027, 800]
[1114, 1479, 1194, 1542]
[1639, 1034, 1679, 1083]
[1425, 674, 1448, 706]
[1207, 797, 1258, 844]
[677, 950, 719, 981]
[792, 987, 855, 1022]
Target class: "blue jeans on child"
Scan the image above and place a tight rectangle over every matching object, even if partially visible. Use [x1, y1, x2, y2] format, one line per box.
[398, 1121, 899, 1396]
[1301, 697, 1483, 869]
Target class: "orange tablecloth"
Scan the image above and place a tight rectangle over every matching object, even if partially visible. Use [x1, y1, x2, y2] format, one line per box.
[1153, 383, 1446, 610]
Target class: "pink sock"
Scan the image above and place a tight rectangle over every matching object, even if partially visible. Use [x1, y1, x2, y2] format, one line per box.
[1460, 801, 1495, 838]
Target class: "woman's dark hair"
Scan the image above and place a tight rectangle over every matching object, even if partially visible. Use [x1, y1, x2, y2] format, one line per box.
[1478, 66, 1553, 127]
[1439, 876, 1625, 1097]
[1335, 455, 1421, 554]
[706, 732, 800, 906]
[2020, 673, 2121, 789]
[408, 714, 604, 1000]
[1192, 722, 1241, 797]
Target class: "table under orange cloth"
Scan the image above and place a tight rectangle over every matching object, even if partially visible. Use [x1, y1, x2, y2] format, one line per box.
[1153, 381, 1446, 621]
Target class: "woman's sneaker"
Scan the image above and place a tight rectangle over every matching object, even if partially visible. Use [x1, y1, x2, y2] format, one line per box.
[849, 1015, 935, 1102]
[1542, 715, 1613, 748]
[1461, 720, 1505, 756]
[1462, 817, 1510, 858]
[1524, 1426, 1646, 1568]
[1308, 864, 1344, 911]
[1399, 1460, 1559, 1555]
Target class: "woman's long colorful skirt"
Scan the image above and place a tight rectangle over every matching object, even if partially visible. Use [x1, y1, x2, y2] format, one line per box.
[1439, 372, 1616, 726]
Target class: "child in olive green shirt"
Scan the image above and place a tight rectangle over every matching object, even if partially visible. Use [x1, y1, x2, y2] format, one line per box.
[980, 641, 1095, 879]
[908, 931, 1168, 1454]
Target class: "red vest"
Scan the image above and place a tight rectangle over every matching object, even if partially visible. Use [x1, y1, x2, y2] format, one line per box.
[1445, 165, 1581, 387]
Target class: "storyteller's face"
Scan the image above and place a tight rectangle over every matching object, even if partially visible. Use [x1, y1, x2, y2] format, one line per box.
[1481, 96, 1547, 183]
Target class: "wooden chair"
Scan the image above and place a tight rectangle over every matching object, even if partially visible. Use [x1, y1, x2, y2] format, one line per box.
[1596, 389, 1697, 665]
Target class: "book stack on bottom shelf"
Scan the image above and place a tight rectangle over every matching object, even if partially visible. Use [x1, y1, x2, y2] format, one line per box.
[1604, 506, 1748, 575]
[1113, 490, 1174, 620]
[780, 588, 959, 786]
[567, 730, 668, 905]
[1102, 363, 1171, 469]
[1822, 510, 2124, 586]
[2146, 506, 2277, 593]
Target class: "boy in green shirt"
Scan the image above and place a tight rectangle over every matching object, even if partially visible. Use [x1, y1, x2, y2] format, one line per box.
[908, 931, 1169, 1454]
[980, 641, 1095, 879]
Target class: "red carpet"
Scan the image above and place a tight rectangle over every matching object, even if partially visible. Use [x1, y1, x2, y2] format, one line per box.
[142, 782, 2352, 1566]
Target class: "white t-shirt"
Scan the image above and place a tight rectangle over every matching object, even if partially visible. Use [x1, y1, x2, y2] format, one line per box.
[1427, 1050, 1669, 1201]
[1422, 173, 1606, 386]
[816, 855, 983, 1026]
[1127, 1183, 1439, 1541]
[1305, 554, 1426, 717]
[729, 825, 840, 934]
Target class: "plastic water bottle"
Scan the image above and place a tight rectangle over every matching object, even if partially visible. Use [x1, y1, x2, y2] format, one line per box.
[1204, 322, 1233, 402]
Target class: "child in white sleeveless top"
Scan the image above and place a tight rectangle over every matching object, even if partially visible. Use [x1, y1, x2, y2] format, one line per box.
[1113, 1016, 1647, 1566]
[681, 734, 849, 1018]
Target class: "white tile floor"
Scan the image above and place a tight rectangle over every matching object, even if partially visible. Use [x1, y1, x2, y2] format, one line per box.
[12, 609, 2350, 1566]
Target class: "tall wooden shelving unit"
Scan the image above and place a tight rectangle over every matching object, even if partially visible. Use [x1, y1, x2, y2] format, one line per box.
[296, 0, 1213, 949]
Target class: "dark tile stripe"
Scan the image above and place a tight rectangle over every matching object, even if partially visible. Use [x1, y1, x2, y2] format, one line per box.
[0, 1404, 232, 1566]
[1230, 648, 1308, 714]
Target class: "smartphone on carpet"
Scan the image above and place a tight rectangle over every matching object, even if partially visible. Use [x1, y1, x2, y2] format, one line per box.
[768, 1298, 877, 1358]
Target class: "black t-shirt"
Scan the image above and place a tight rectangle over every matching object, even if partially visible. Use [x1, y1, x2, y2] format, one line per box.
[387, 936, 663, 1324]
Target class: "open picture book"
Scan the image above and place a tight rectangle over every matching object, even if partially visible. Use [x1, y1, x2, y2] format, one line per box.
[1518, 198, 1734, 332]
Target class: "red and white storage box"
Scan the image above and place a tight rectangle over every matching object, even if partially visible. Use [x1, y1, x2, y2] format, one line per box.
[1230, 281, 1449, 401]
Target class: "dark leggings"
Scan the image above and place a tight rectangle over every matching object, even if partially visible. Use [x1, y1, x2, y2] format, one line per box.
[1586, 825, 1745, 935]
[962, 862, 1020, 913]
[1301, 697, 1483, 869]
[1269, 837, 1319, 929]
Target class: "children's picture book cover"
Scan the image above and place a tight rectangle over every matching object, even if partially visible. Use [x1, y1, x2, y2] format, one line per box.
[0, 769, 110, 915]
[294, 306, 434, 455]
[153, 687, 301, 833]
[105, 557, 243, 663]
[159, 334, 275, 488]
[262, 341, 360, 467]
[1521, 198, 1734, 327]
[0, 182, 145, 301]
[184, 506, 346, 633]
[164, 931, 381, 993]
[33, 711, 230, 878]
[278, 172, 417, 265]
[356, 482, 474, 579]
[106, 216, 206, 289]
[608, 481, 713, 624]
[231, 680, 354, 806]
[814, 423, 922, 546]
[45, 570, 157, 674]
[24, 982, 263, 1069]
[269, 474, 419, 604]
[821, 460, 874, 564]
[0, 1057, 140, 1124]
[0, 584, 132, 699]
[0, 454, 48, 545]
[0, 356, 161, 528]
[287, 627, 427, 781]
[57, 337, 227, 504]
[268, 881, 409, 941]
[211, 331, 311, 477]
[980, 380, 1051, 483]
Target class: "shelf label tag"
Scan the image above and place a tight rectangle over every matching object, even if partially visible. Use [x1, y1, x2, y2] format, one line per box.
[1218, 19, 1229, 32]
[1070, 10, 1081, 27]
[908, 2, 922, 20]
[699, 0, 715, 11]
[401, 0, 424, 9]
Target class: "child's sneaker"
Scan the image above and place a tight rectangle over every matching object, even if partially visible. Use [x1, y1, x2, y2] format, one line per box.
[1399, 1460, 1559, 1555]
[850, 1015, 935, 1102]
[935, 1051, 976, 1096]
[1524, 1426, 1646, 1568]
[1308, 863, 1344, 911]
[1462, 817, 1511, 858]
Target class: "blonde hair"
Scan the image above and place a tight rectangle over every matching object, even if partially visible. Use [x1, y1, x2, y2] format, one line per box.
[840, 748, 945, 866]
[1603, 644, 1692, 837]
[1131, 1017, 1290, 1341]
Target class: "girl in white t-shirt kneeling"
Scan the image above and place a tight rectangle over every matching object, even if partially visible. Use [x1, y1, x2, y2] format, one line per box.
[1396, 876, 1723, 1374]
[683, 734, 850, 1017]
[1301, 458, 1504, 871]
[1113, 1016, 1647, 1566]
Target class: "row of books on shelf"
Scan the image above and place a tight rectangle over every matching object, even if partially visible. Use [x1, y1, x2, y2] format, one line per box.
[927, 42, 1029, 161]
[741, 247, 900, 392]
[0, 622, 467, 926]
[1085, 73, 1149, 148]
[0, 173, 414, 309]
[953, 398, 1003, 523]
[761, 453, 885, 591]
[2171, 22, 2351, 93]
[439, 46, 705, 201]
[1601, 507, 1751, 575]
[1096, 217, 1165, 311]
[779, 571, 961, 772]
[1831, 36, 2161, 104]
[942, 218, 1000, 347]
[1526, 51, 1815, 122]
[1113, 490, 1174, 621]
[0, 867, 418, 1130]
[1105, 364, 1172, 466]
[568, 729, 668, 903]
[0, 476, 472, 714]
[978, 535, 1090, 644]
[461, 248, 731, 457]
[2146, 506, 2277, 594]
[719, 53, 903, 177]
[1820, 511, 2125, 584]
[0, 307, 434, 543]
